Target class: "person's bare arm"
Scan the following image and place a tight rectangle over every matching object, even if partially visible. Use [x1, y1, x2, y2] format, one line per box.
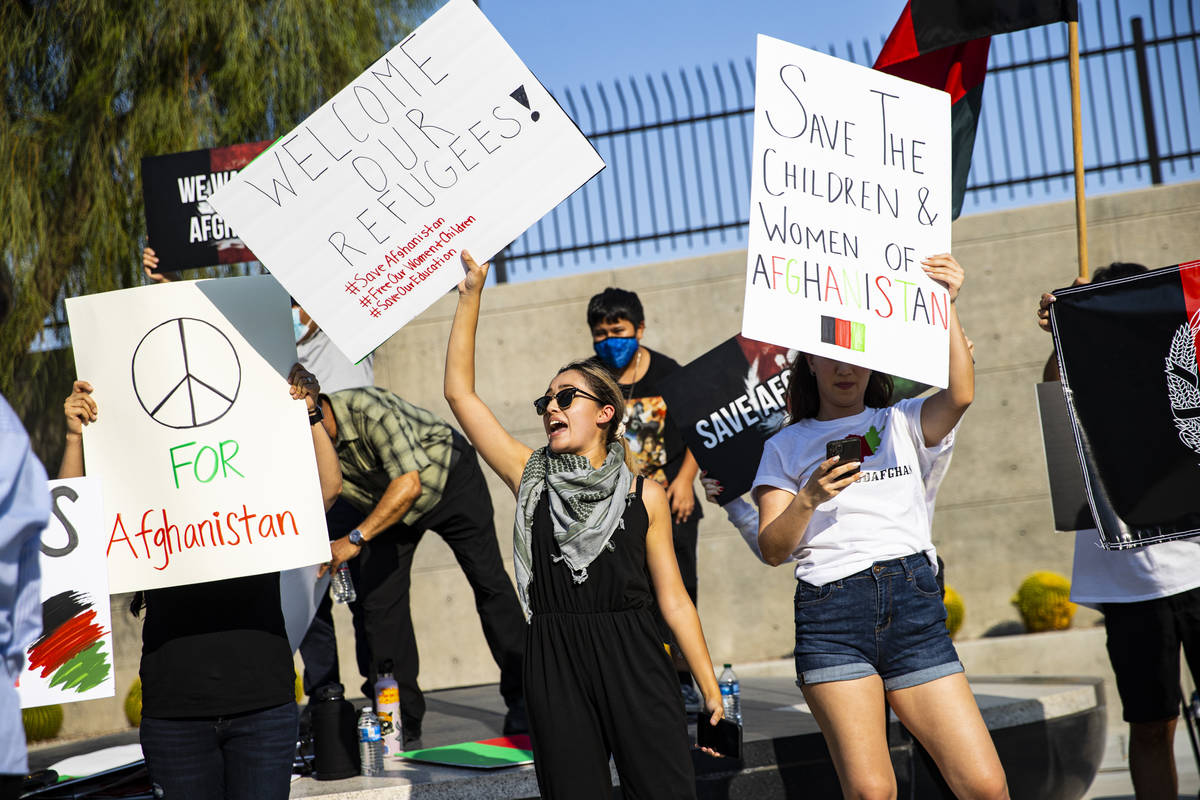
[666, 448, 699, 522]
[320, 471, 421, 576]
[756, 457, 860, 566]
[288, 363, 342, 510]
[444, 251, 532, 495]
[59, 380, 96, 479]
[918, 254, 974, 446]
[643, 479, 724, 727]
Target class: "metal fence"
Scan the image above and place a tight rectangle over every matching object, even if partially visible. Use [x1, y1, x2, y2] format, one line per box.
[497, 0, 1200, 282]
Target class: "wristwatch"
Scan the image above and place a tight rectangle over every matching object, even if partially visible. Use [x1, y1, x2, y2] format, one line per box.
[348, 529, 365, 547]
[308, 402, 324, 425]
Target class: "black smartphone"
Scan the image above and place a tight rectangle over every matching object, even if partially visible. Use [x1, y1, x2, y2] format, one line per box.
[826, 436, 863, 475]
[698, 717, 743, 759]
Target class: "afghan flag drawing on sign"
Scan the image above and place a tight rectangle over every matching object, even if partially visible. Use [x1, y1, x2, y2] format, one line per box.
[874, 0, 1077, 219]
[141, 141, 272, 271]
[1051, 260, 1200, 548]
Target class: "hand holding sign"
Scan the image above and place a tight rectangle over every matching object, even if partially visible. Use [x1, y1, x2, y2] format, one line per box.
[920, 253, 963, 301]
[458, 250, 490, 296]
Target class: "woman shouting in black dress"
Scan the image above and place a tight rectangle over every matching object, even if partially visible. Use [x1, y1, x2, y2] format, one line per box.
[444, 252, 724, 799]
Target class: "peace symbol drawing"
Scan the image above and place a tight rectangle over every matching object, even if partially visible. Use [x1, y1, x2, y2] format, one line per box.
[131, 318, 242, 429]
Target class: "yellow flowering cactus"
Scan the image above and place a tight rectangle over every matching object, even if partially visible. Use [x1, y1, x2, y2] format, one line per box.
[23, 704, 64, 743]
[943, 585, 965, 638]
[1012, 571, 1076, 632]
[125, 678, 142, 727]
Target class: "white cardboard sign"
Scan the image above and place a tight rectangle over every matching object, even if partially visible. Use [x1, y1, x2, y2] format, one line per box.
[64, 277, 331, 593]
[742, 36, 952, 388]
[19, 478, 116, 708]
[209, 0, 605, 364]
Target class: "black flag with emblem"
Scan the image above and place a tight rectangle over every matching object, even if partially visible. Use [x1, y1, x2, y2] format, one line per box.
[1051, 259, 1200, 547]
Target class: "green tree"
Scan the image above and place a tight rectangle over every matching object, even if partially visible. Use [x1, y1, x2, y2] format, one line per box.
[1, 0, 429, 463]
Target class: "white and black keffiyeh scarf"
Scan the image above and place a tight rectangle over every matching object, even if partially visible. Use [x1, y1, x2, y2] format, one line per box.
[513, 442, 632, 619]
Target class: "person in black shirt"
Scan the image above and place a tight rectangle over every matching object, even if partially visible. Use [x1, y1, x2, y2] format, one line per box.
[586, 287, 706, 709]
[446, 252, 724, 799]
[60, 364, 342, 800]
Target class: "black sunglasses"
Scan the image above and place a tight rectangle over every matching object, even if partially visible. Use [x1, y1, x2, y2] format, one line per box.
[534, 387, 604, 416]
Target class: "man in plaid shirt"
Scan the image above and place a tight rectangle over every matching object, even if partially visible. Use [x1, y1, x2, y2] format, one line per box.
[319, 387, 526, 743]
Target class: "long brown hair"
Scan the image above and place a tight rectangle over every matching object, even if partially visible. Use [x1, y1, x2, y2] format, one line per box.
[785, 354, 894, 422]
[554, 358, 636, 470]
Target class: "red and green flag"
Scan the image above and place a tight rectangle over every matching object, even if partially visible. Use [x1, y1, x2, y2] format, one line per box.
[873, 0, 1078, 218]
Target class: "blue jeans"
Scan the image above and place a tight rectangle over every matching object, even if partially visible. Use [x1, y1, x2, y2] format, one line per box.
[140, 702, 298, 800]
[793, 553, 962, 690]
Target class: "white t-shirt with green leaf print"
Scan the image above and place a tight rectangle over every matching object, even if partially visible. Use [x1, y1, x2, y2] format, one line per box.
[752, 398, 955, 587]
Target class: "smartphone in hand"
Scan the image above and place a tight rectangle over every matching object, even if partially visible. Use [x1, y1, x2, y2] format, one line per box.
[698, 717, 743, 759]
[826, 436, 863, 475]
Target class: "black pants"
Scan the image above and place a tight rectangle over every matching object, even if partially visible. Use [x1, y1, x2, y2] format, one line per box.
[354, 438, 526, 733]
[298, 502, 357, 697]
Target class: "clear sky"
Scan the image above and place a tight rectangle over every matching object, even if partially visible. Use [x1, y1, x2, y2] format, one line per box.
[479, 0, 905, 93]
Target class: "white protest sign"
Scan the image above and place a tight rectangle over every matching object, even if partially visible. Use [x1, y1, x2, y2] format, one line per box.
[281, 565, 330, 652]
[64, 277, 331, 593]
[19, 478, 116, 708]
[209, 0, 605, 364]
[742, 36, 952, 387]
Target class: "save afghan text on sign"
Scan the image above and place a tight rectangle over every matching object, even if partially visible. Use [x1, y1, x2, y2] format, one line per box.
[742, 36, 951, 388]
[209, 0, 604, 364]
[658, 336, 793, 505]
[64, 278, 331, 592]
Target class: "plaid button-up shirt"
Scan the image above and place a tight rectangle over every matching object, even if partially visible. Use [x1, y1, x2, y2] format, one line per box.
[326, 387, 453, 525]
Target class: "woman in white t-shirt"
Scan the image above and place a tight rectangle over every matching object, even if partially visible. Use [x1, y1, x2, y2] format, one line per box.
[753, 254, 1009, 800]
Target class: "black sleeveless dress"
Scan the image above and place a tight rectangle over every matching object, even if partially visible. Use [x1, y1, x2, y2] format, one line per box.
[523, 477, 696, 799]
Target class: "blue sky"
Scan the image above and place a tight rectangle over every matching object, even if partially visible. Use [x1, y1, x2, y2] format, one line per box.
[481, 0, 904, 92]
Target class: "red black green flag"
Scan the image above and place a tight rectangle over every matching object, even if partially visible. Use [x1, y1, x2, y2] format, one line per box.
[873, 1, 1078, 218]
[1051, 260, 1200, 548]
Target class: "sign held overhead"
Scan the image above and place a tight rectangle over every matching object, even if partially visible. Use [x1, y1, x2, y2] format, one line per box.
[742, 36, 952, 388]
[210, 0, 605, 363]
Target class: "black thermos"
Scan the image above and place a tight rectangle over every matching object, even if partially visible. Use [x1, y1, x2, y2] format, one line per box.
[310, 682, 360, 780]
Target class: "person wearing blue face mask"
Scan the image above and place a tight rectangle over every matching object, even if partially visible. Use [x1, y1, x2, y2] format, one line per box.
[586, 287, 705, 713]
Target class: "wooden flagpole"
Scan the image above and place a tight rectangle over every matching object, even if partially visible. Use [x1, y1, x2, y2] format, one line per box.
[1068, 20, 1089, 280]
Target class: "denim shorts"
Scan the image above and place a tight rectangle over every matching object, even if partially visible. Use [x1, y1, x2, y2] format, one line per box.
[793, 553, 963, 691]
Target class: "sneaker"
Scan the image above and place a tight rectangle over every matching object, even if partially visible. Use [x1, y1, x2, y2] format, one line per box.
[503, 698, 529, 735]
[680, 683, 703, 714]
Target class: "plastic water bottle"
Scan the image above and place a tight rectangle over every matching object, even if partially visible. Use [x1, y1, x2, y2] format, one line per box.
[374, 660, 403, 760]
[356, 707, 383, 776]
[718, 664, 742, 724]
[333, 562, 356, 604]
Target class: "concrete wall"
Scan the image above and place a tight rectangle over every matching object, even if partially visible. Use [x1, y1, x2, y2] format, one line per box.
[365, 179, 1200, 693]
[49, 180, 1200, 740]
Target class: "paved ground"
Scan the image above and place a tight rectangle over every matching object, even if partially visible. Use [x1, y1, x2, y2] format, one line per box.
[25, 679, 1200, 799]
[1082, 726, 1199, 800]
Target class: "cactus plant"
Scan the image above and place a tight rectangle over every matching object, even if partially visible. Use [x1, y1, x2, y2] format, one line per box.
[943, 585, 965, 638]
[125, 678, 142, 727]
[1012, 571, 1076, 632]
[22, 704, 64, 742]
